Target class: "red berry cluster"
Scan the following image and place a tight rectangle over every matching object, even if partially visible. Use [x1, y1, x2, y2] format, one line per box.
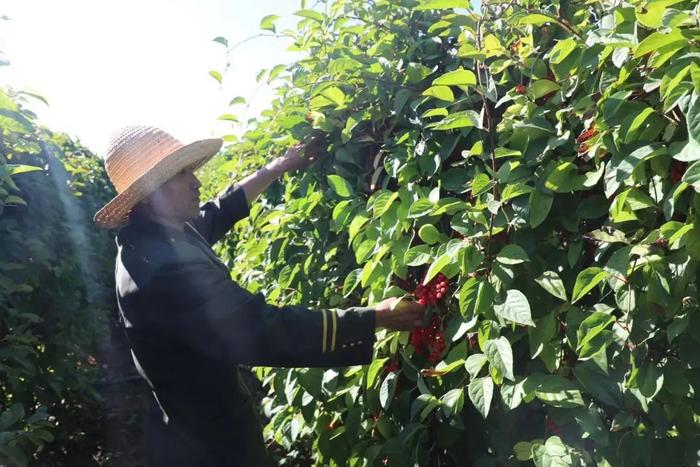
[669, 160, 687, 184]
[414, 273, 449, 306]
[384, 359, 399, 373]
[515, 84, 527, 95]
[410, 316, 446, 364]
[546, 418, 562, 436]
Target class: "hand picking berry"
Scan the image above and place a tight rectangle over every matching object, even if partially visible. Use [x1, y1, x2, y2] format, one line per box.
[413, 273, 449, 306]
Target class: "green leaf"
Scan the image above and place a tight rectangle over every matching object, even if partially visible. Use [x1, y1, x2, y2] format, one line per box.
[343, 269, 363, 297]
[212, 36, 228, 47]
[372, 191, 398, 217]
[4, 195, 26, 206]
[209, 70, 223, 83]
[468, 376, 494, 418]
[260, 14, 280, 32]
[321, 86, 346, 106]
[513, 441, 534, 461]
[348, 215, 369, 243]
[294, 9, 324, 22]
[535, 271, 567, 301]
[615, 144, 666, 183]
[574, 407, 609, 446]
[576, 312, 615, 353]
[529, 313, 557, 359]
[394, 88, 413, 115]
[217, 113, 238, 122]
[458, 277, 479, 319]
[424, 251, 456, 284]
[636, 2, 666, 28]
[572, 267, 610, 303]
[534, 375, 585, 408]
[575, 360, 623, 408]
[620, 107, 655, 143]
[327, 175, 353, 197]
[414, 0, 466, 10]
[380, 372, 397, 409]
[485, 337, 514, 381]
[471, 173, 492, 197]
[518, 13, 555, 26]
[668, 313, 689, 344]
[545, 162, 577, 192]
[687, 93, 700, 146]
[407, 198, 434, 218]
[440, 388, 464, 417]
[405, 245, 433, 266]
[529, 80, 561, 99]
[676, 140, 700, 162]
[429, 110, 479, 131]
[548, 37, 577, 65]
[268, 64, 286, 82]
[6, 164, 42, 175]
[228, 96, 246, 106]
[495, 289, 535, 326]
[634, 28, 685, 57]
[637, 364, 664, 399]
[432, 68, 477, 86]
[496, 244, 530, 265]
[529, 189, 553, 227]
[422, 107, 449, 119]
[367, 358, 389, 388]
[465, 353, 487, 378]
[422, 85, 454, 102]
[418, 224, 440, 244]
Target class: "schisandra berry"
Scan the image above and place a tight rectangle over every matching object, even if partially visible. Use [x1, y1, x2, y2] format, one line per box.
[384, 359, 399, 373]
[515, 84, 527, 95]
[413, 273, 449, 305]
[670, 160, 687, 184]
[409, 316, 446, 363]
[546, 418, 562, 435]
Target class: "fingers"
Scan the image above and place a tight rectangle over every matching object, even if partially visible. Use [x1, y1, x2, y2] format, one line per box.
[287, 144, 303, 157]
[375, 298, 426, 330]
[396, 299, 425, 329]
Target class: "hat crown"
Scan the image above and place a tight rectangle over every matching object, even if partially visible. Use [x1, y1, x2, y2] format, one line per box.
[104, 125, 184, 193]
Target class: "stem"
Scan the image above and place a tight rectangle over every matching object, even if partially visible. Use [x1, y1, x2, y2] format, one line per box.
[227, 33, 285, 54]
[515, 5, 584, 39]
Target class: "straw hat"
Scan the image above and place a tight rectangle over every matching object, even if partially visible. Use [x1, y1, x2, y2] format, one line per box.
[93, 125, 222, 229]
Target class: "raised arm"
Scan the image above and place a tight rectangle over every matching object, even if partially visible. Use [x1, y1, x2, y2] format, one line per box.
[193, 143, 318, 244]
[238, 143, 315, 205]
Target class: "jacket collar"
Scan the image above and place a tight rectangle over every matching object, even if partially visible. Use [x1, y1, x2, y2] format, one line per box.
[124, 211, 188, 241]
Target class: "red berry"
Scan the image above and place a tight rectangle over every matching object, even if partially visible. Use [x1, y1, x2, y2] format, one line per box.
[546, 418, 562, 435]
[670, 160, 687, 184]
[385, 360, 400, 373]
[515, 84, 527, 95]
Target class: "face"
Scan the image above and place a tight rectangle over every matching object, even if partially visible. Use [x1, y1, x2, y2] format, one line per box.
[142, 168, 202, 224]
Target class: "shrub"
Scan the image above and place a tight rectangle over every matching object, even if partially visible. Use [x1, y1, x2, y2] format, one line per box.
[204, 0, 700, 465]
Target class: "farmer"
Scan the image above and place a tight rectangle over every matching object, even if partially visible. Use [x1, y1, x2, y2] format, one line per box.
[93, 126, 425, 466]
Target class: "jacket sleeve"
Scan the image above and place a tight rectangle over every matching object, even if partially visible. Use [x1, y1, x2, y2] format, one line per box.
[148, 258, 376, 368]
[192, 184, 250, 245]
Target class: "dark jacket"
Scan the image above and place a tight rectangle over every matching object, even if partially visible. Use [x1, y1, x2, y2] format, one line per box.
[114, 184, 376, 466]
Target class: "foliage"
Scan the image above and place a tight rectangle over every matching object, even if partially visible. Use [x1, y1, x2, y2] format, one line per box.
[0, 82, 117, 466]
[206, 0, 700, 464]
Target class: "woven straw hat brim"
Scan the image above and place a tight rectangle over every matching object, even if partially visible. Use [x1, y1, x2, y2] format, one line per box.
[94, 138, 222, 229]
